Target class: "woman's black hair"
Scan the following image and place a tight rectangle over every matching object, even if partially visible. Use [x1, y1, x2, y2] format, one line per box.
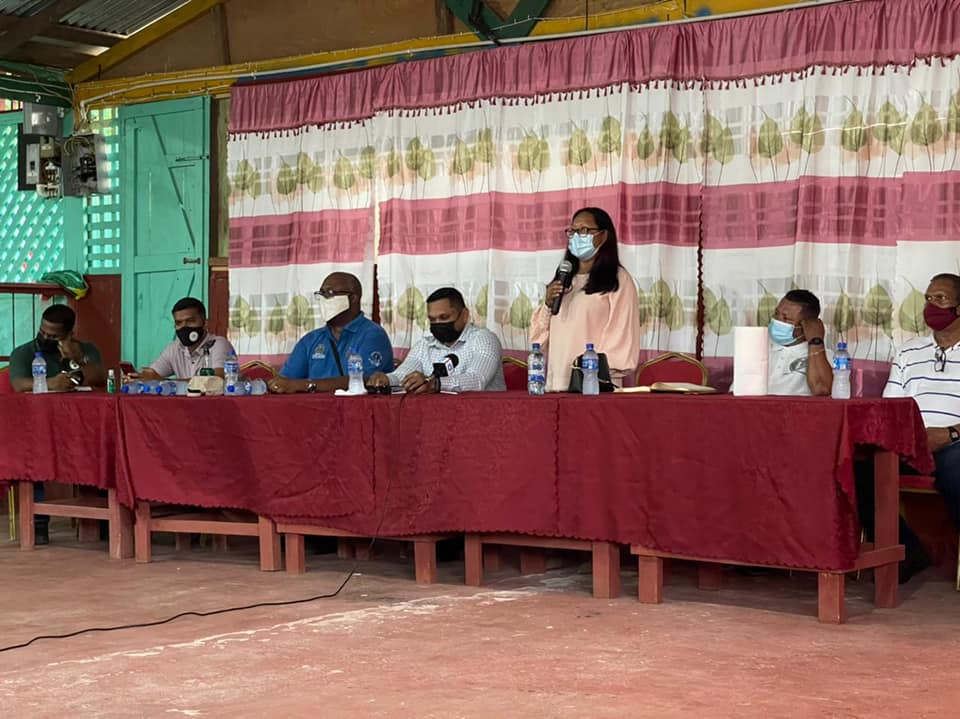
[559, 207, 621, 295]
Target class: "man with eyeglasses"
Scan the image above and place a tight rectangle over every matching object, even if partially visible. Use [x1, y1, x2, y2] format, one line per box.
[269, 272, 393, 394]
[858, 273, 960, 582]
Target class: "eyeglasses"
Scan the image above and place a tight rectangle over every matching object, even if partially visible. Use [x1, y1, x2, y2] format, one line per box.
[925, 293, 955, 307]
[314, 289, 352, 300]
[935, 346, 947, 373]
[564, 226, 601, 238]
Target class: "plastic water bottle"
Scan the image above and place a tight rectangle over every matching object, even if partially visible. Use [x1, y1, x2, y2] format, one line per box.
[224, 350, 240, 394]
[106, 369, 116, 394]
[527, 343, 546, 395]
[155, 380, 178, 396]
[347, 347, 365, 394]
[249, 379, 267, 396]
[831, 341, 851, 400]
[582, 343, 600, 396]
[31, 353, 47, 394]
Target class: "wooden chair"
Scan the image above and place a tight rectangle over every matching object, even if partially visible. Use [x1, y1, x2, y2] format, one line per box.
[635, 352, 708, 386]
[501, 357, 528, 391]
[900, 474, 960, 591]
[239, 360, 277, 381]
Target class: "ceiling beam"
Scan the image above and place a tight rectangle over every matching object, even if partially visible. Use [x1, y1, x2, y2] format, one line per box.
[67, 0, 226, 84]
[0, 0, 92, 57]
[38, 24, 125, 48]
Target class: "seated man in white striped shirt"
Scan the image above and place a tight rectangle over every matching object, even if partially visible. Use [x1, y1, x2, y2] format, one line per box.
[370, 287, 506, 394]
[859, 273, 960, 582]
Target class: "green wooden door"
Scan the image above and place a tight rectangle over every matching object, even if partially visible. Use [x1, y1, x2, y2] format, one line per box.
[120, 97, 210, 368]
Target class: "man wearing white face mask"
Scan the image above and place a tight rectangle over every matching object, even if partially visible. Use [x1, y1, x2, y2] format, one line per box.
[766, 289, 833, 396]
[269, 272, 393, 394]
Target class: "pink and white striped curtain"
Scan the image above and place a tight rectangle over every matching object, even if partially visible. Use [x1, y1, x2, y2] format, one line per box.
[228, 0, 960, 366]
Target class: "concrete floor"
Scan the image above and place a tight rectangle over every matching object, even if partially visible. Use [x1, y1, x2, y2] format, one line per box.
[1, 524, 959, 719]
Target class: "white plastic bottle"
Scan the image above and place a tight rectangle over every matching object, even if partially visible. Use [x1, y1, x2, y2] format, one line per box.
[347, 347, 365, 394]
[31, 352, 48, 394]
[582, 343, 600, 396]
[831, 341, 851, 400]
[527, 343, 546, 395]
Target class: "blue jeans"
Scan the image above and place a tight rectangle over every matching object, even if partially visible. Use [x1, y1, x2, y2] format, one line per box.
[932, 441, 960, 529]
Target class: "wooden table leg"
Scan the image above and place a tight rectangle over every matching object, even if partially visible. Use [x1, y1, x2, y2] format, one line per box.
[17, 481, 34, 551]
[698, 563, 723, 591]
[134, 501, 152, 563]
[519, 548, 547, 575]
[107, 489, 134, 559]
[285, 533, 306, 574]
[413, 539, 438, 585]
[873, 449, 900, 608]
[591, 541, 621, 599]
[258, 516, 282, 571]
[354, 540, 372, 561]
[818, 572, 846, 624]
[464, 534, 483, 586]
[638, 555, 663, 604]
[337, 539, 355, 559]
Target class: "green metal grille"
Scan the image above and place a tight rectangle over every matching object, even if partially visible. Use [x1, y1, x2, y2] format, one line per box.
[0, 112, 64, 283]
[83, 107, 121, 273]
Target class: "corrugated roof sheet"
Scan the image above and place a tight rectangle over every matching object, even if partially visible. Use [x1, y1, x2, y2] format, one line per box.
[0, 0, 190, 36]
[0, 0, 58, 17]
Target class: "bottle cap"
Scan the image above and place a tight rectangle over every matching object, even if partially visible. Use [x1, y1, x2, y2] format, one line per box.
[838, 341, 847, 350]
[531, 343, 541, 351]
[586, 343, 595, 350]
[34, 352, 42, 358]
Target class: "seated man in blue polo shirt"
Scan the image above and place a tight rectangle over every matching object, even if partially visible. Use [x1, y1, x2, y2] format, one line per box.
[268, 272, 393, 393]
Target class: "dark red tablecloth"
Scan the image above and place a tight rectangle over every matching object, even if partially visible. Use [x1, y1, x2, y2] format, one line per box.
[0, 391, 932, 572]
[116, 395, 376, 518]
[556, 394, 932, 571]
[0, 393, 119, 493]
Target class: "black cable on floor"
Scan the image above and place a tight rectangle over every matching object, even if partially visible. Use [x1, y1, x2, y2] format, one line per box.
[0, 560, 358, 654]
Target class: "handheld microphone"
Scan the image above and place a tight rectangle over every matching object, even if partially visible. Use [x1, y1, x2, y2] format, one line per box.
[431, 353, 460, 378]
[551, 260, 574, 315]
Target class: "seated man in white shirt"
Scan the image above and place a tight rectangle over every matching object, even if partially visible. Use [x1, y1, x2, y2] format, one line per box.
[859, 273, 960, 582]
[133, 297, 236, 380]
[369, 287, 506, 394]
[766, 289, 833, 396]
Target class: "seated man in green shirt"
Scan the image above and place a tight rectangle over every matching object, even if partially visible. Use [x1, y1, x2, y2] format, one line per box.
[9, 304, 105, 392]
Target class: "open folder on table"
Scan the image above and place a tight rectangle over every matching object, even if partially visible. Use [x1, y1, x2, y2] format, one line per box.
[617, 382, 717, 394]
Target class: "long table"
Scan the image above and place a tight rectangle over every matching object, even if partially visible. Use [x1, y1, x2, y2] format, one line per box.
[0, 392, 933, 618]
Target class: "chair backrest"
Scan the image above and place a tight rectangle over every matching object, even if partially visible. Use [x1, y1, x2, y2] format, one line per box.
[635, 352, 708, 386]
[0, 366, 12, 395]
[239, 360, 278, 381]
[502, 357, 528, 391]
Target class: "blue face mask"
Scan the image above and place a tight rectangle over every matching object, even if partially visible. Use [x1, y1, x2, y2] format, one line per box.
[568, 232, 599, 260]
[768, 318, 797, 346]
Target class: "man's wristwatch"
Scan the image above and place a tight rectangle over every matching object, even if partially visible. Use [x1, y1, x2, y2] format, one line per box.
[306, 382, 317, 393]
[949, 427, 959, 444]
[808, 337, 824, 346]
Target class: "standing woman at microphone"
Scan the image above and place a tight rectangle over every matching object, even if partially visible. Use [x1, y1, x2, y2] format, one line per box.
[530, 207, 641, 392]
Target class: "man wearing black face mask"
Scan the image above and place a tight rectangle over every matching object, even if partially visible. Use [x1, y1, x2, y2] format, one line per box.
[134, 297, 235, 380]
[369, 287, 505, 394]
[9, 304, 105, 393]
[857, 273, 960, 583]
